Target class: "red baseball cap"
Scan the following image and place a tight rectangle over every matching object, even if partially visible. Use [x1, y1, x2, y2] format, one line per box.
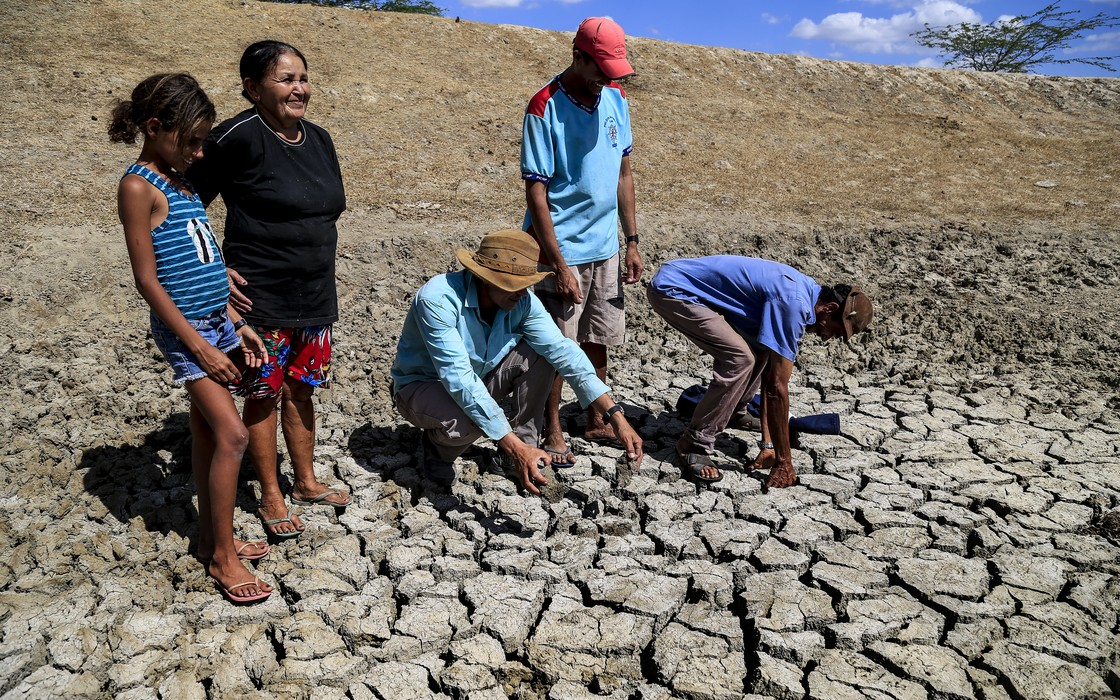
[574, 17, 634, 80]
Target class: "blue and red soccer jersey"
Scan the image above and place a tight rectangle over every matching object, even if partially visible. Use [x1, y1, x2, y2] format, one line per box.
[521, 76, 633, 266]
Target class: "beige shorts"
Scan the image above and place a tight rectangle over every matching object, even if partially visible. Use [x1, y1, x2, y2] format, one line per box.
[534, 253, 624, 346]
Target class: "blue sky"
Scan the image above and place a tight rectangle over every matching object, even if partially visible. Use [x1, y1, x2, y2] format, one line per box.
[440, 0, 1120, 77]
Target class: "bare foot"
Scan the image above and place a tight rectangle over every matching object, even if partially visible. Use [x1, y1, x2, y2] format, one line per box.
[291, 482, 351, 507]
[746, 448, 776, 473]
[584, 422, 620, 444]
[257, 497, 304, 537]
[764, 462, 799, 490]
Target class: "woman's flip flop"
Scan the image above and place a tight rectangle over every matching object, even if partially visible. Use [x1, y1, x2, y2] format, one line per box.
[215, 576, 272, 604]
[197, 540, 270, 565]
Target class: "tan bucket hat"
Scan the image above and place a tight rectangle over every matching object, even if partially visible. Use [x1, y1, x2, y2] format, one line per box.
[455, 229, 554, 293]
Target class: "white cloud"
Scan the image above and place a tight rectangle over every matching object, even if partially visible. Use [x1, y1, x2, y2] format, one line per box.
[460, 0, 523, 7]
[1077, 29, 1120, 52]
[841, 0, 978, 7]
[761, 12, 781, 25]
[790, 1, 982, 55]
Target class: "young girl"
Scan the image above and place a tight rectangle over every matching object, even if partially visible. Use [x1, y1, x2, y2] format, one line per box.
[111, 73, 273, 604]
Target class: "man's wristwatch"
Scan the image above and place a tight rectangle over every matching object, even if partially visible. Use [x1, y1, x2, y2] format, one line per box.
[603, 404, 625, 423]
[625, 235, 639, 245]
[233, 319, 248, 331]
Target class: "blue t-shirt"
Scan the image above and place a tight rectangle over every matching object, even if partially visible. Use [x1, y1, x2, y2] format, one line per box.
[650, 256, 822, 362]
[520, 76, 633, 265]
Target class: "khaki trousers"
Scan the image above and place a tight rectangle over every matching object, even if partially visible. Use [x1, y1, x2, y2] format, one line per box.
[393, 341, 554, 462]
[647, 285, 768, 453]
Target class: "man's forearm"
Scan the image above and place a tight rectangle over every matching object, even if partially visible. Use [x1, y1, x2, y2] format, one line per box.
[617, 158, 637, 238]
[762, 355, 795, 464]
[764, 383, 792, 463]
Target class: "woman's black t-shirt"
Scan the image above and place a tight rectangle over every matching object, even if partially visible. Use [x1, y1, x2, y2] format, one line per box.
[189, 108, 346, 327]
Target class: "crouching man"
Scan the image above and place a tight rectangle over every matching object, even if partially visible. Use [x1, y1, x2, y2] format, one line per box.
[392, 229, 644, 494]
[647, 255, 872, 489]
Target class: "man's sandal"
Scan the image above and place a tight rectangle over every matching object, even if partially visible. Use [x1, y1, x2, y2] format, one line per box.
[543, 446, 576, 468]
[678, 451, 723, 484]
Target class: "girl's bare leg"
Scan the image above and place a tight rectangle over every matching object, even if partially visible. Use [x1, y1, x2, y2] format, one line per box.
[188, 378, 270, 597]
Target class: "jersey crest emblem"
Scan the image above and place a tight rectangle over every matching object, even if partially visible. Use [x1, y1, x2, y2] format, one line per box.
[604, 116, 619, 148]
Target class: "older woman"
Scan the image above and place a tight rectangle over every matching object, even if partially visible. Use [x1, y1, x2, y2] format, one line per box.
[190, 40, 349, 539]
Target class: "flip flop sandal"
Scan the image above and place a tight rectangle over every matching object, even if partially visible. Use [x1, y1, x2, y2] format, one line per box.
[259, 508, 303, 540]
[197, 540, 270, 565]
[216, 576, 272, 604]
[290, 487, 352, 508]
[678, 451, 724, 484]
[543, 447, 577, 468]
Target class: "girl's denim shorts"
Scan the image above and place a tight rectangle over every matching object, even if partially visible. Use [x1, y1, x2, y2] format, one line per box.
[150, 308, 240, 384]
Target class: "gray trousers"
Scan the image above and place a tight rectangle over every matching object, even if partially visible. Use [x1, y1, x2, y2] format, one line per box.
[393, 341, 554, 462]
[647, 285, 768, 453]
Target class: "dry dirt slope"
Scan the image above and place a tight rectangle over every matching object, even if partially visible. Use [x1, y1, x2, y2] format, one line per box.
[3, 0, 1120, 230]
[2, 0, 1119, 398]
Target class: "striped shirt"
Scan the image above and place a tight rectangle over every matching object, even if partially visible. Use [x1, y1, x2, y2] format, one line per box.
[125, 164, 228, 318]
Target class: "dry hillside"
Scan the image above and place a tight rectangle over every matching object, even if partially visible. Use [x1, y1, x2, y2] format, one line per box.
[3, 0, 1120, 397]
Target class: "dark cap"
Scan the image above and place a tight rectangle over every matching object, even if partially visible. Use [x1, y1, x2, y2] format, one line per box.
[841, 286, 873, 341]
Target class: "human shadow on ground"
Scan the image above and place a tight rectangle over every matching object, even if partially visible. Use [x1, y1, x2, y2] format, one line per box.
[79, 412, 262, 552]
[347, 421, 544, 538]
[347, 421, 418, 477]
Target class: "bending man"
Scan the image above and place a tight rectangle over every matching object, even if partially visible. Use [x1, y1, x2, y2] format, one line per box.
[648, 255, 872, 489]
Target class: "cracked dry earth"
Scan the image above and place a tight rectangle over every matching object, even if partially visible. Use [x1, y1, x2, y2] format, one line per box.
[4, 1, 1120, 699]
[5, 266, 1120, 700]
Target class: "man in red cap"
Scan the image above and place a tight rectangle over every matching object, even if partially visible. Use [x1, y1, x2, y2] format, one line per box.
[521, 17, 642, 467]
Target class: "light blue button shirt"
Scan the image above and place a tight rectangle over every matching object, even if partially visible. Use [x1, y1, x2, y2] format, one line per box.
[392, 270, 611, 440]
